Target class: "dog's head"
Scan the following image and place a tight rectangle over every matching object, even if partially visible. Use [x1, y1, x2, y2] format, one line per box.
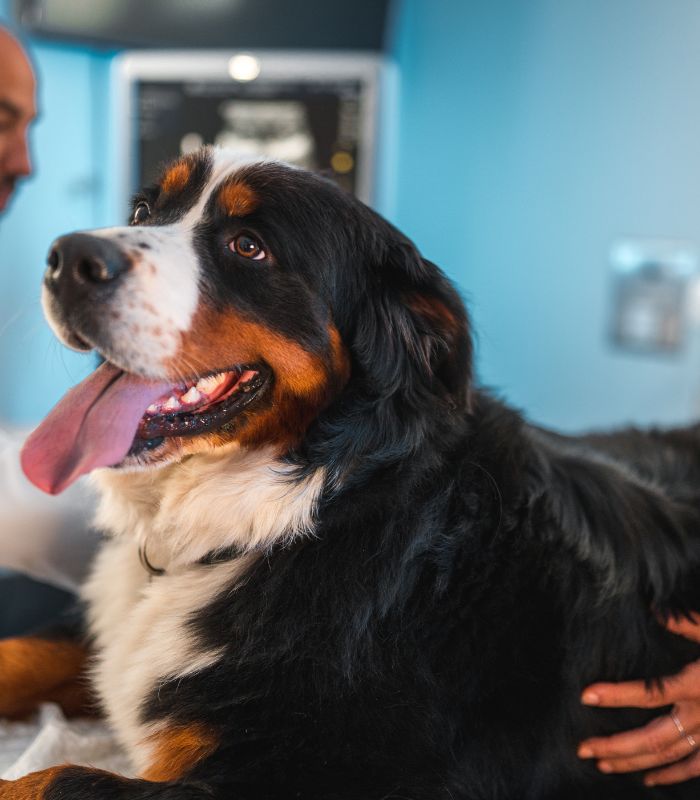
[22, 147, 472, 494]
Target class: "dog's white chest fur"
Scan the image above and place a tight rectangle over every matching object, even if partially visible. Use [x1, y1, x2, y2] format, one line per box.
[81, 446, 324, 772]
[82, 540, 242, 773]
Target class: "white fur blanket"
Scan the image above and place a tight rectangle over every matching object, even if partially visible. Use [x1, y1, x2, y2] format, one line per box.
[0, 704, 131, 780]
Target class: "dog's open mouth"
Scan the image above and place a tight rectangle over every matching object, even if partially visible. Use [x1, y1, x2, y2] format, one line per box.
[130, 366, 268, 454]
[20, 359, 271, 495]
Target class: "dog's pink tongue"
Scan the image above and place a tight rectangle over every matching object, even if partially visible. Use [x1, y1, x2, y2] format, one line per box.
[21, 362, 172, 495]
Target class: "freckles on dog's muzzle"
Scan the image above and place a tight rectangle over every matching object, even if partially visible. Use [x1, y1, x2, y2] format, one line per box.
[45, 232, 132, 311]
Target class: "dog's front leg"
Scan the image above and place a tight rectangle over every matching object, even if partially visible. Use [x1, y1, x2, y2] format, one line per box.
[0, 635, 92, 718]
[0, 768, 211, 799]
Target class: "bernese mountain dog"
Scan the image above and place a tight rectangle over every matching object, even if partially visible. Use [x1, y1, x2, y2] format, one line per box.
[8, 146, 700, 798]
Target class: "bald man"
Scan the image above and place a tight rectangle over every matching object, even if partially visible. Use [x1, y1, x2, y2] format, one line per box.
[0, 27, 97, 621]
[0, 26, 35, 212]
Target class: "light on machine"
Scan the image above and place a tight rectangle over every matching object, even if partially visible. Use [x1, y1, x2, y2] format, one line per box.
[228, 54, 261, 82]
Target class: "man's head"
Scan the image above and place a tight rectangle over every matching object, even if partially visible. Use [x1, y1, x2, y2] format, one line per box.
[0, 26, 35, 212]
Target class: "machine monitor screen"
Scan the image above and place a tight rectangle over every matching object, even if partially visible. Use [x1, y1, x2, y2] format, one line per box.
[116, 52, 383, 208]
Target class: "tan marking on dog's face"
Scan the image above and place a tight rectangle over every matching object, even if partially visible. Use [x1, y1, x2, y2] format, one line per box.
[142, 723, 218, 782]
[217, 179, 258, 217]
[172, 306, 332, 396]
[159, 307, 350, 455]
[161, 160, 192, 194]
[235, 324, 350, 452]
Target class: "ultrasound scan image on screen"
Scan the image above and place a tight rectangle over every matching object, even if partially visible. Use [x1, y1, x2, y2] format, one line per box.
[137, 79, 363, 196]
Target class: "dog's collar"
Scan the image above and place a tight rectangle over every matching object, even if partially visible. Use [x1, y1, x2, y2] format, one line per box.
[138, 543, 242, 578]
[138, 544, 166, 577]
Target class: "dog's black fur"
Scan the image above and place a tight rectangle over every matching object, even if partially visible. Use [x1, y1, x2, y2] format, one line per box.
[41, 160, 700, 799]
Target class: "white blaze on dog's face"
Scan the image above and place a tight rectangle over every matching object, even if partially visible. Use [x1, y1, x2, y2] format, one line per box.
[42, 149, 251, 377]
[23, 147, 350, 495]
[43, 223, 199, 376]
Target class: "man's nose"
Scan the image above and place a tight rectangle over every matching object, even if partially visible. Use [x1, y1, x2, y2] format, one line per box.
[5, 129, 32, 179]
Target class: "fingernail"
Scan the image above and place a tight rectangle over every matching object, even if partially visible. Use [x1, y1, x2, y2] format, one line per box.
[598, 761, 613, 773]
[578, 746, 594, 759]
[581, 691, 600, 705]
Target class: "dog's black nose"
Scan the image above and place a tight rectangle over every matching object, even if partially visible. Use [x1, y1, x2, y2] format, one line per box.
[46, 233, 130, 288]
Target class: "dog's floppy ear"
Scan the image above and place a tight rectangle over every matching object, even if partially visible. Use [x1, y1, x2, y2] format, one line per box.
[400, 253, 473, 410]
[346, 229, 473, 411]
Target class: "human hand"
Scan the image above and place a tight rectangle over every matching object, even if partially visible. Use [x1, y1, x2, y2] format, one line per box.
[577, 614, 700, 787]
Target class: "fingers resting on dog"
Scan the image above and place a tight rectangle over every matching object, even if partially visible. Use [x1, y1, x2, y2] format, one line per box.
[578, 613, 700, 786]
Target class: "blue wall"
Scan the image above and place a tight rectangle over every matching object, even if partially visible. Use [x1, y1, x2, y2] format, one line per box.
[4, 0, 700, 432]
[394, 0, 700, 431]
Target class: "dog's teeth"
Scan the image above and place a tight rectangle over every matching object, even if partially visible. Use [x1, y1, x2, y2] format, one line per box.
[164, 396, 180, 411]
[146, 403, 160, 414]
[182, 386, 202, 404]
[196, 373, 226, 394]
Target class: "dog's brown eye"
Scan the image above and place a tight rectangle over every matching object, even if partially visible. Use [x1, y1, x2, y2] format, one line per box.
[230, 234, 266, 261]
[132, 202, 150, 225]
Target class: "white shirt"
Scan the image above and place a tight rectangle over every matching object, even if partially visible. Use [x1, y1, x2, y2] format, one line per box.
[0, 427, 99, 593]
